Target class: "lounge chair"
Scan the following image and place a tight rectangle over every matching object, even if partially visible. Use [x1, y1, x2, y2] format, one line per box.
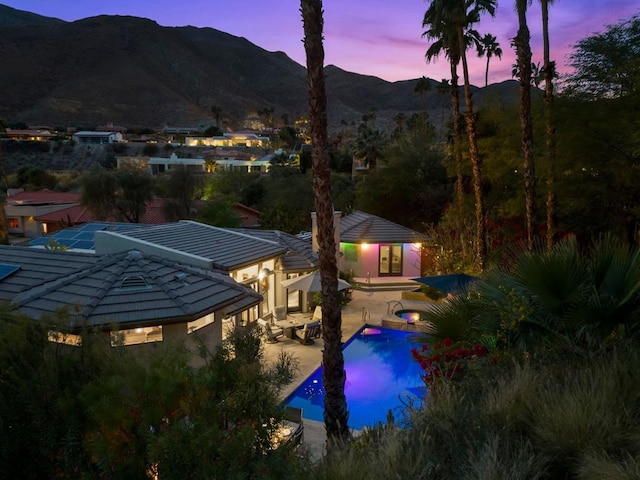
[258, 318, 284, 343]
[283, 406, 304, 448]
[295, 321, 321, 345]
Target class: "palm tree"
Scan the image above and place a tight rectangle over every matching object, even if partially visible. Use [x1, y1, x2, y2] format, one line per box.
[540, 0, 558, 249]
[513, 0, 537, 251]
[424, 0, 496, 271]
[414, 76, 432, 126]
[300, 0, 350, 450]
[422, 15, 465, 203]
[479, 33, 503, 87]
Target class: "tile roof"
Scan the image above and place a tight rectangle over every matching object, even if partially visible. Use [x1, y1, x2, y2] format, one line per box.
[0, 246, 98, 302]
[95, 220, 287, 271]
[231, 228, 318, 272]
[7, 189, 81, 205]
[340, 211, 426, 244]
[2, 247, 261, 330]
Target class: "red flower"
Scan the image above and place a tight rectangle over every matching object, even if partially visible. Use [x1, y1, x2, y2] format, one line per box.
[443, 337, 453, 347]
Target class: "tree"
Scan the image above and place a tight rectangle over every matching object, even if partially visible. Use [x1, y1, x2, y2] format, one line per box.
[81, 165, 155, 223]
[210, 104, 223, 129]
[300, 0, 351, 450]
[423, 0, 496, 271]
[157, 165, 201, 221]
[540, 0, 558, 249]
[414, 76, 432, 125]
[513, 0, 537, 251]
[478, 33, 503, 87]
[564, 14, 640, 99]
[423, 16, 465, 203]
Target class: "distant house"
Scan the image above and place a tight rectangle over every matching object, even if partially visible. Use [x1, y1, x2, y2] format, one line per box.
[185, 132, 270, 148]
[72, 131, 123, 144]
[5, 190, 81, 237]
[2, 128, 54, 141]
[0, 246, 261, 361]
[117, 153, 207, 174]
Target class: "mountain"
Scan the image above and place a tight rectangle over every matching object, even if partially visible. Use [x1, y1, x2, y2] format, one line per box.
[0, 5, 521, 131]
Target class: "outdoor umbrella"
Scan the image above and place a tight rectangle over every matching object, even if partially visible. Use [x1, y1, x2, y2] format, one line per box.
[281, 271, 352, 292]
[411, 273, 480, 295]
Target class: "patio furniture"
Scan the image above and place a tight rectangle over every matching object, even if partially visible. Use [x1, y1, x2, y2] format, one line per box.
[283, 406, 304, 448]
[295, 321, 321, 345]
[273, 305, 288, 321]
[275, 316, 316, 339]
[258, 318, 284, 343]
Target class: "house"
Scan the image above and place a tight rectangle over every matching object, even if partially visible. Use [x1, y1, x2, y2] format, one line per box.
[117, 153, 208, 175]
[2, 128, 55, 141]
[184, 132, 270, 148]
[92, 220, 316, 321]
[311, 211, 426, 280]
[5, 190, 81, 237]
[0, 245, 261, 361]
[72, 131, 123, 144]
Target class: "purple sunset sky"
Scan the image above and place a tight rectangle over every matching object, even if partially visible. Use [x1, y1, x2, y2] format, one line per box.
[4, 0, 639, 85]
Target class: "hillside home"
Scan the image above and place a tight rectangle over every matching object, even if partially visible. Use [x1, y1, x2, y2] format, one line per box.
[117, 153, 207, 174]
[72, 131, 123, 144]
[185, 132, 270, 148]
[2, 128, 54, 141]
[0, 246, 261, 361]
[5, 190, 81, 237]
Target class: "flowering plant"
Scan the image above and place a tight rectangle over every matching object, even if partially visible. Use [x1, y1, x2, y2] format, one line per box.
[411, 337, 489, 387]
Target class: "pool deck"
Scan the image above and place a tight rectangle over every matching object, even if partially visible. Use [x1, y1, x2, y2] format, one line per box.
[262, 286, 433, 461]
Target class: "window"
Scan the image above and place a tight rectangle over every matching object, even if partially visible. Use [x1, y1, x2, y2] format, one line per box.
[110, 326, 163, 347]
[8, 218, 19, 230]
[48, 330, 82, 346]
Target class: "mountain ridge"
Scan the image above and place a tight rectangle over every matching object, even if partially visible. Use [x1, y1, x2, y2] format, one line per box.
[0, 4, 521, 131]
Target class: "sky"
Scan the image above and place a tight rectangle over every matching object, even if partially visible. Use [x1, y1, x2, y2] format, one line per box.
[3, 0, 639, 85]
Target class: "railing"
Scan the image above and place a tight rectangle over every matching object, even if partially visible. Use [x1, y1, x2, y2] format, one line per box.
[386, 300, 404, 315]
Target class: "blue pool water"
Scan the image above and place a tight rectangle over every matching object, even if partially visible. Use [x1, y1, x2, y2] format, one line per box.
[285, 326, 428, 430]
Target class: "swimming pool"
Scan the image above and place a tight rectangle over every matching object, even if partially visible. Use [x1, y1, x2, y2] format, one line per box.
[285, 326, 428, 430]
[395, 309, 431, 323]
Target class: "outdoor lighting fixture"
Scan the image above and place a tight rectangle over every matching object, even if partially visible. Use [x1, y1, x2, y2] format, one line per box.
[258, 268, 273, 280]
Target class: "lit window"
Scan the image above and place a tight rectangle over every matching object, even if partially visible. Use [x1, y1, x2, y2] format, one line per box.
[188, 313, 215, 333]
[8, 218, 19, 230]
[48, 330, 82, 346]
[110, 326, 163, 346]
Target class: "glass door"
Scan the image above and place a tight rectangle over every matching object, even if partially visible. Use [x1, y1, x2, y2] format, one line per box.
[379, 245, 403, 276]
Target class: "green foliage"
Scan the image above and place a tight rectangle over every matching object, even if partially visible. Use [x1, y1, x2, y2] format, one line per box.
[564, 13, 640, 99]
[355, 129, 451, 231]
[195, 199, 241, 227]
[156, 165, 203, 221]
[426, 235, 640, 351]
[312, 341, 640, 479]
[0, 311, 305, 478]
[14, 165, 57, 190]
[81, 165, 155, 223]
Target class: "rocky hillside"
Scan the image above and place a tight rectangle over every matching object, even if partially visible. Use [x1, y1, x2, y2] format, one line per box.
[0, 4, 522, 132]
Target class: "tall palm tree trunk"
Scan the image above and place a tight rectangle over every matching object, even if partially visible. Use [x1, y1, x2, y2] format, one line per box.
[300, 0, 350, 450]
[457, 28, 486, 271]
[450, 57, 464, 203]
[541, 0, 557, 249]
[515, 0, 537, 250]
